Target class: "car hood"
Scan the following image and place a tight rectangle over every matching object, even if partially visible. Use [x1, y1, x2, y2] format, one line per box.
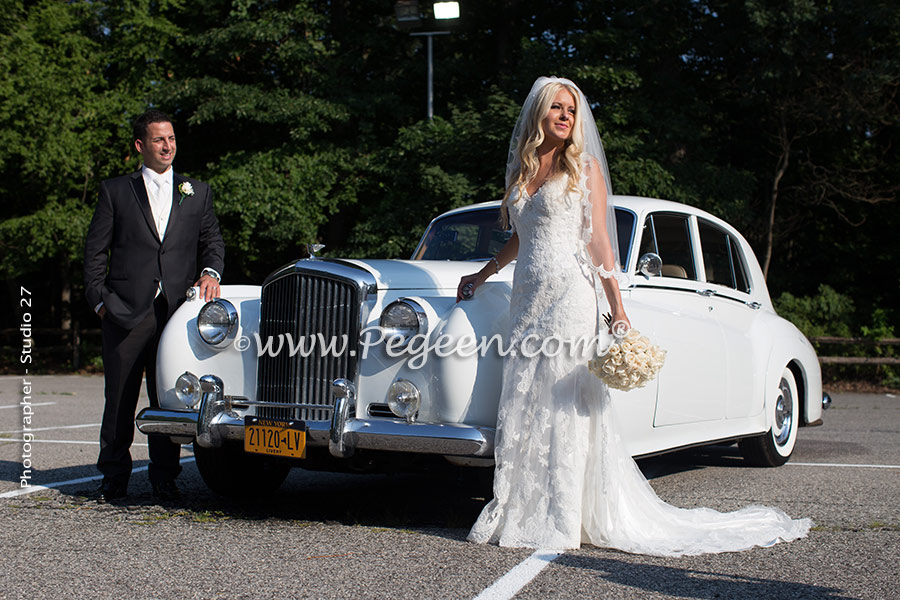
[340, 259, 513, 291]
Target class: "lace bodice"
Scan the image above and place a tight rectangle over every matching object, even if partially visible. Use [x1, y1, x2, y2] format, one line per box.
[507, 176, 598, 345]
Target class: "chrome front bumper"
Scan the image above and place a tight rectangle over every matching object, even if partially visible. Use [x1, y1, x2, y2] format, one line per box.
[135, 376, 495, 459]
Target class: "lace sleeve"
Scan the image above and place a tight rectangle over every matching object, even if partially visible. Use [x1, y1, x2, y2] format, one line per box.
[577, 156, 630, 287]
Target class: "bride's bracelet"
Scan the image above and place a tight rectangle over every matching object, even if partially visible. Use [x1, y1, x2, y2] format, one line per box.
[489, 256, 500, 274]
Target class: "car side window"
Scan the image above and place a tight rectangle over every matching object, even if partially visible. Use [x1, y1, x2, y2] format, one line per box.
[614, 208, 636, 269]
[697, 219, 751, 293]
[730, 237, 750, 293]
[639, 213, 697, 280]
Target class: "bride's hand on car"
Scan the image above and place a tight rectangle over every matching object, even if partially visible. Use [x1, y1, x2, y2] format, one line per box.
[457, 273, 485, 302]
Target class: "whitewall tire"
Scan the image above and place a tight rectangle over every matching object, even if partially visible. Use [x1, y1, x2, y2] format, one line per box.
[739, 367, 800, 467]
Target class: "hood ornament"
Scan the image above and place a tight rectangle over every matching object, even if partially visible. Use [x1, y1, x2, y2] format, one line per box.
[307, 243, 325, 259]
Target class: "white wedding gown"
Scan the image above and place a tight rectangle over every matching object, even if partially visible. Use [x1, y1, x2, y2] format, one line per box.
[467, 176, 812, 555]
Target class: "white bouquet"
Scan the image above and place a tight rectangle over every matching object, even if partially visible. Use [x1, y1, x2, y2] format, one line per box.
[589, 328, 666, 391]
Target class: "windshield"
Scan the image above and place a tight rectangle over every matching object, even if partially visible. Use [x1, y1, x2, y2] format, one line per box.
[413, 206, 636, 266]
[412, 208, 512, 260]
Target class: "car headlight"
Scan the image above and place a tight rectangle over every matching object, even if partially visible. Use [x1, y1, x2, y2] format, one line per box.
[379, 299, 427, 347]
[197, 299, 238, 348]
[175, 371, 201, 408]
[387, 379, 420, 423]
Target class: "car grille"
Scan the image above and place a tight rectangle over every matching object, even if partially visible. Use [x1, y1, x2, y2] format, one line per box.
[256, 271, 360, 421]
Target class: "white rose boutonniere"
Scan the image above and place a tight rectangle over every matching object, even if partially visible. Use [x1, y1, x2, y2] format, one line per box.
[178, 181, 194, 206]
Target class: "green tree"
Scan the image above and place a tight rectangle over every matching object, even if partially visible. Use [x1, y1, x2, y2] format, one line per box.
[577, 1, 899, 318]
[147, 0, 358, 279]
[0, 0, 176, 331]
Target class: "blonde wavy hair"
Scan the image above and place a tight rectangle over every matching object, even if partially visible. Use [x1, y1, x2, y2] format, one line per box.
[500, 81, 585, 229]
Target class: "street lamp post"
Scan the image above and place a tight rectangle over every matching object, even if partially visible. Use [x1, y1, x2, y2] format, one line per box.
[395, 1, 460, 121]
[410, 31, 449, 121]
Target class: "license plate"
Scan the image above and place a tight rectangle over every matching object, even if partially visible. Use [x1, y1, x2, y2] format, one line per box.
[244, 416, 306, 459]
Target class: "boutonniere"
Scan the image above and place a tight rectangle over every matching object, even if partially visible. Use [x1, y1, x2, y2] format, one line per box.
[178, 181, 194, 205]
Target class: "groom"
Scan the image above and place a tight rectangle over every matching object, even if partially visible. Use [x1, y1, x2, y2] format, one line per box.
[84, 109, 225, 501]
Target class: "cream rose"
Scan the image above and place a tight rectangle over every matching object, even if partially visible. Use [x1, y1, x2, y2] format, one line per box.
[588, 329, 666, 391]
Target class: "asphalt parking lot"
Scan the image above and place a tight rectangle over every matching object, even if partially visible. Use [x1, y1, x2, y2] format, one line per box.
[1, 374, 898, 600]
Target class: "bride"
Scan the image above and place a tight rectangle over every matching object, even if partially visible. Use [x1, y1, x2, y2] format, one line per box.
[457, 76, 811, 555]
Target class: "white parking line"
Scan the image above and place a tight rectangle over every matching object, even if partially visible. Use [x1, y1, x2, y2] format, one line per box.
[0, 457, 196, 499]
[0, 402, 56, 410]
[6, 439, 148, 447]
[473, 549, 563, 600]
[788, 461, 900, 469]
[0, 423, 101, 434]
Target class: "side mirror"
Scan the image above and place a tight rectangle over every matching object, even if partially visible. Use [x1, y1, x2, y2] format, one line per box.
[637, 253, 662, 278]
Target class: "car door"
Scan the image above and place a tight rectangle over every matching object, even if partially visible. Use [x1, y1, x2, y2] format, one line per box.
[628, 212, 729, 427]
[695, 219, 764, 420]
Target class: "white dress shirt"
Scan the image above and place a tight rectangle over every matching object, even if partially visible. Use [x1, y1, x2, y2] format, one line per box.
[142, 164, 174, 239]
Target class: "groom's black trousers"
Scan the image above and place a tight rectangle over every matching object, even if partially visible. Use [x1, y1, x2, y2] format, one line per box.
[97, 294, 182, 486]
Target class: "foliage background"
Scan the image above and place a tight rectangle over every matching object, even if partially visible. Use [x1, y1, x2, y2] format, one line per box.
[1, 0, 897, 380]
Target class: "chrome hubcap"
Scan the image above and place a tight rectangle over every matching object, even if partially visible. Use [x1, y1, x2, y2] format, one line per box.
[774, 377, 793, 446]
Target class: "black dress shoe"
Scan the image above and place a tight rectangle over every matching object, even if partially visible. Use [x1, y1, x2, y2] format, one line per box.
[151, 480, 181, 501]
[100, 479, 128, 501]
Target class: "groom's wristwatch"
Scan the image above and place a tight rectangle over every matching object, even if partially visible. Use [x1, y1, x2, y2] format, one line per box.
[201, 267, 221, 282]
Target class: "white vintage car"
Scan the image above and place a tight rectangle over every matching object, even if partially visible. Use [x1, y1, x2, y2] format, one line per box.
[136, 196, 827, 495]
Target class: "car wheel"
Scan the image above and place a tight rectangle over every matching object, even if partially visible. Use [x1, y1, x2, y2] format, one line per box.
[739, 367, 800, 467]
[193, 441, 291, 497]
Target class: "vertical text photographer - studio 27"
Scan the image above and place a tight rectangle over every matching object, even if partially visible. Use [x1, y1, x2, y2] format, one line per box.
[18, 286, 35, 489]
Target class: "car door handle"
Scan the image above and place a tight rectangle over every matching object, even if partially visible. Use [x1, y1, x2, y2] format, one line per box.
[745, 301, 761, 310]
[695, 289, 715, 297]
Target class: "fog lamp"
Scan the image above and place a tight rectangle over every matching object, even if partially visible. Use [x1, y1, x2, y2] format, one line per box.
[175, 371, 202, 408]
[387, 379, 421, 423]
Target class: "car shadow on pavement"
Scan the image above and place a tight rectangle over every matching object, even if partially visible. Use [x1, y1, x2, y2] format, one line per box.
[47, 460, 489, 535]
[37, 445, 779, 542]
[636, 442, 757, 480]
[247, 467, 489, 532]
[555, 553, 855, 600]
[0, 458, 149, 490]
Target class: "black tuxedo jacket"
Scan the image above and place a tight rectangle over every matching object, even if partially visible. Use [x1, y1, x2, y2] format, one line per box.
[84, 170, 225, 330]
